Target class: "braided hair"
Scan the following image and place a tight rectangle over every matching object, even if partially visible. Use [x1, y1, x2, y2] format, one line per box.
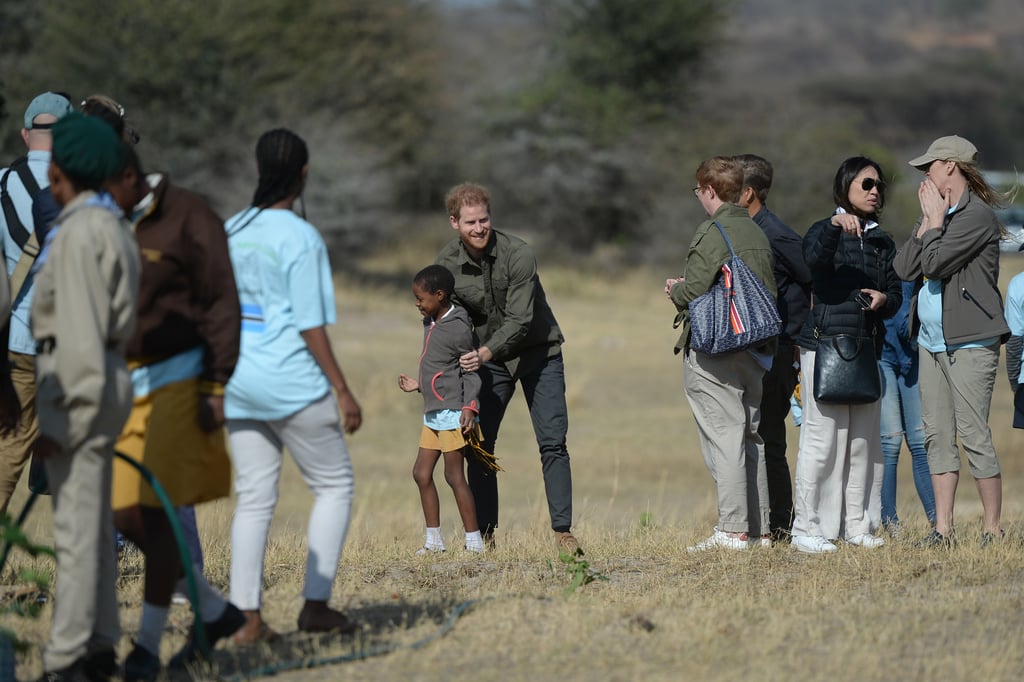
[253, 128, 308, 209]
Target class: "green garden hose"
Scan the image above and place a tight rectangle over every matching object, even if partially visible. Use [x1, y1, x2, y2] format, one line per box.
[0, 452, 210, 658]
[2, 455, 491, 680]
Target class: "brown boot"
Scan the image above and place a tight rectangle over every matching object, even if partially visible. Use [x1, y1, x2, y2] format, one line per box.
[297, 600, 359, 635]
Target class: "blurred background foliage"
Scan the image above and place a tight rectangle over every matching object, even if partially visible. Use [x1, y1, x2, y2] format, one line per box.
[1, 0, 1023, 270]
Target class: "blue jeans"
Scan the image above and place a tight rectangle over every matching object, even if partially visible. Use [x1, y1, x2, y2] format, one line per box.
[879, 359, 936, 525]
[176, 505, 203, 572]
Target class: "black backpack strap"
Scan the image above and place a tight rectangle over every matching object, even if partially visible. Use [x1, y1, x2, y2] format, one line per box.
[13, 157, 40, 198]
[0, 156, 39, 250]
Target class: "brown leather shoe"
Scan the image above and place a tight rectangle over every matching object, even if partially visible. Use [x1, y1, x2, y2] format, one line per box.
[555, 531, 580, 554]
[297, 602, 359, 635]
[231, 610, 280, 646]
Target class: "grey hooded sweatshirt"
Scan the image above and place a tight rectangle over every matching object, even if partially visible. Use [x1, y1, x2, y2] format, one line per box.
[417, 305, 481, 416]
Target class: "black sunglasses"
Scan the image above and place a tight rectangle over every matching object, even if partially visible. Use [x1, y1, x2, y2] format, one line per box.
[861, 177, 886, 193]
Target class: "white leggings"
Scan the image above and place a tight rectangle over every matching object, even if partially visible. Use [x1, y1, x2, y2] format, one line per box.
[227, 394, 355, 610]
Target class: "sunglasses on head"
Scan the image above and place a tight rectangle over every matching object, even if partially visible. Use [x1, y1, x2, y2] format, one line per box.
[860, 177, 886, 193]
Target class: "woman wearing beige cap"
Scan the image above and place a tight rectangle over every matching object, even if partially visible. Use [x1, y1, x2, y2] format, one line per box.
[893, 135, 1009, 547]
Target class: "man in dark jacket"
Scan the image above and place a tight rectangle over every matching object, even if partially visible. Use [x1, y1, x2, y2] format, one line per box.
[735, 154, 811, 541]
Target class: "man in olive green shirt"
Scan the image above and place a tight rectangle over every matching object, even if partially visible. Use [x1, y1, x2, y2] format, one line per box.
[436, 182, 577, 552]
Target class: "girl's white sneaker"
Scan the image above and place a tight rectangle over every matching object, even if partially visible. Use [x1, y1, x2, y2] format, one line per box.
[415, 545, 445, 556]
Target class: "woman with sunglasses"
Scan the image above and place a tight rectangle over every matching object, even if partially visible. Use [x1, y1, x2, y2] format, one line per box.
[893, 136, 1009, 547]
[790, 157, 902, 554]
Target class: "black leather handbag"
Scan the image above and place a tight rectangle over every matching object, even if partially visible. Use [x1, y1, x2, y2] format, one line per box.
[812, 303, 881, 404]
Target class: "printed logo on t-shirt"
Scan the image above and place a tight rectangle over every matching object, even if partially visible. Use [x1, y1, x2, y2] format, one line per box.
[241, 303, 265, 333]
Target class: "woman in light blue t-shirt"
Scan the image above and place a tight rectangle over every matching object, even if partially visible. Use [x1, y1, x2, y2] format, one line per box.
[224, 129, 362, 644]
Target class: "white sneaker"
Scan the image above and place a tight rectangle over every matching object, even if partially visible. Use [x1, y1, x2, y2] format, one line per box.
[171, 592, 188, 605]
[847, 533, 885, 548]
[791, 535, 838, 554]
[687, 530, 750, 552]
[749, 535, 772, 548]
[415, 545, 446, 556]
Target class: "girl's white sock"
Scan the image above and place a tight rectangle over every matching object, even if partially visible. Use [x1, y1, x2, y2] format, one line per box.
[425, 527, 445, 550]
[465, 530, 485, 553]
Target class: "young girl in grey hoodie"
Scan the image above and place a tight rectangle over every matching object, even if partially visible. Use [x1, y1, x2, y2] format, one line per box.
[399, 265, 485, 554]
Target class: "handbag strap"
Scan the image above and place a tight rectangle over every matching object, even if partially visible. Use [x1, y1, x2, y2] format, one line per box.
[710, 220, 737, 261]
[814, 303, 876, 340]
[813, 304, 831, 339]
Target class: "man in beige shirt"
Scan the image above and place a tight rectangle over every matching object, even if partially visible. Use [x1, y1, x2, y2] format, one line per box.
[31, 113, 140, 681]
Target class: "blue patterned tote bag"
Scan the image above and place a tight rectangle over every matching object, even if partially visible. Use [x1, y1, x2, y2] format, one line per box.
[687, 221, 781, 355]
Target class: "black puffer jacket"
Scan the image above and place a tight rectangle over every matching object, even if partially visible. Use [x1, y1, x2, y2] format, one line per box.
[796, 216, 902, 357]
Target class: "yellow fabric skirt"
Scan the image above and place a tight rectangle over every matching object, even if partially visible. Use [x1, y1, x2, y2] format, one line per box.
[112, 376, 231, 510]
[418, 424, 467, 453]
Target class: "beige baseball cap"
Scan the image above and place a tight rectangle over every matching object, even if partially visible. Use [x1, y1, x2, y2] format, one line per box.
[908, 135, 978, 168]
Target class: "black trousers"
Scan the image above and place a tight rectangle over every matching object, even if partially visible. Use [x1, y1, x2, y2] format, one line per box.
[758, 344, 799, 534]
[470, 353, 574, 533]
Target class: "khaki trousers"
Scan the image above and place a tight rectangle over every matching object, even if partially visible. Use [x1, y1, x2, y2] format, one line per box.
[918, 345, 1000, 478]
[683, 350, 769, 536]
[43, 431, 121, 671]
[792, 348, 883, 540]
[0, 352, 39, 516]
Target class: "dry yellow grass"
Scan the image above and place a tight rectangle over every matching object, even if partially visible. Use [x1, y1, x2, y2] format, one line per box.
[4, 257, 1024, 681]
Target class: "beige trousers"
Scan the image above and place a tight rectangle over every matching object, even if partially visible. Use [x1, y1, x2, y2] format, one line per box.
[918, 345, 1000, 478]
[0, 353, 38, 516]
[683, 350, 769, 536]
[792, 348, 883, 540]
[42, 431, 121, 671]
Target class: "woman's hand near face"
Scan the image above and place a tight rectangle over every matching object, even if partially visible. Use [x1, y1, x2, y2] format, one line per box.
[917, 178, 949, 236]
[830, 212, 862, 237]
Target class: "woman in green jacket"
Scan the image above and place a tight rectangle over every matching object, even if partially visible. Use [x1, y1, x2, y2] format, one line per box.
[666, 156, 778, 552]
